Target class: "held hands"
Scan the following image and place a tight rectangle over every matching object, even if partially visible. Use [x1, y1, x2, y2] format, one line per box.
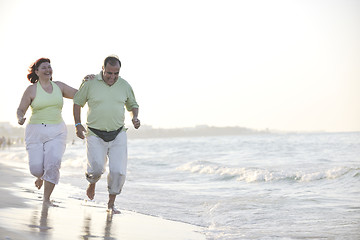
[132, 118, 141, 129]
[75, 124, 87, 139]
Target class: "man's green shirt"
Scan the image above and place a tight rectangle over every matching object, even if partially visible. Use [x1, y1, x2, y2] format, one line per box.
[74, 73, 139, 134]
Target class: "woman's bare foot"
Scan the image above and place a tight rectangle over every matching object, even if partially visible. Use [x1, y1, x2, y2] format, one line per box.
[43, 199, 59, 207]
[35, 178, 43, 189]
[86, 183, 96, 200]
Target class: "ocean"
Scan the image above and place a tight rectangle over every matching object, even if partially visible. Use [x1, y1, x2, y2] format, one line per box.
[1, 132, 359, 239]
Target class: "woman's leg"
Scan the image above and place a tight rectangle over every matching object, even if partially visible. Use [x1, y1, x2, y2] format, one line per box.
[35, 178, 43, 189]
[43, 181, 55, 205]
[25, 124, 45, 189]
[42, 124, 67, 204]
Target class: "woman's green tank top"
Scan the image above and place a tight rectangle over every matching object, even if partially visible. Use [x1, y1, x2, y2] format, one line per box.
[29, 81, 63, 124]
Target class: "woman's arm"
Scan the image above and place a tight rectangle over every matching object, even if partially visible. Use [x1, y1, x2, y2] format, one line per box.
[17, 85, 35, 125]
[55, 81, 78, 99]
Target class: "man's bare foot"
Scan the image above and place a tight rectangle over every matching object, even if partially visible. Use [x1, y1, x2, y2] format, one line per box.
[107, 206, 121, 214]
[35, 178, 43, 189]
[86, 183, 96, 200]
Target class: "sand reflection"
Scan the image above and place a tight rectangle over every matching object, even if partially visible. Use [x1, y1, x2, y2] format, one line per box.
[28, 202, 52, 239]
[82, 210, 115, 239]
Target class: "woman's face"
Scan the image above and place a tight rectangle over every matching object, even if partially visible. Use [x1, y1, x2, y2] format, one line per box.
[35, 62, 52, 80]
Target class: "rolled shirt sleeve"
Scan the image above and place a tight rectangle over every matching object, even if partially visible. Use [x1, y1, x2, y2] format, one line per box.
[73, 81, 89, 107]
[125, 86, 139, 111]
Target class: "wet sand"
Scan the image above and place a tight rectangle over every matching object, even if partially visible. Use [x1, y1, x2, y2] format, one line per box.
[0, 163, 205, 240]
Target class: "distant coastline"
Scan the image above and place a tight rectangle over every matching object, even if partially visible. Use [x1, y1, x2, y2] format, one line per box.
[4, 121, 351, 144]
[126, 125, 271, 139]
[0, 122, 271, 143]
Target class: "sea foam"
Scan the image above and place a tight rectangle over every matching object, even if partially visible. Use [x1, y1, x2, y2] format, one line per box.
[176, 161, 358, 183]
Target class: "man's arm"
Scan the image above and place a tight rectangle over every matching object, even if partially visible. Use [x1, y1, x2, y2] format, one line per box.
[131, 108, 140, 129]
[73, 104, 86, 139]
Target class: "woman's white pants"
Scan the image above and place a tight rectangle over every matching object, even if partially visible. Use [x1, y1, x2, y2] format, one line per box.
[25, 122, 67, 184]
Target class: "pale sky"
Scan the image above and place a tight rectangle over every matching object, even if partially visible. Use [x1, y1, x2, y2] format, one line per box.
[1, 0, 359, 132]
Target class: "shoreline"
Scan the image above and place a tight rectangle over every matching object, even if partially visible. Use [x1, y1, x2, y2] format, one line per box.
[0, 163, 36, 239]
[0, 162, 205, 240]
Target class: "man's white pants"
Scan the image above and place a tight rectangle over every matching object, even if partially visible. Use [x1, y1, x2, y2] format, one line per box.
[86, 131, 127, 195]
[25, 122, 67, 185]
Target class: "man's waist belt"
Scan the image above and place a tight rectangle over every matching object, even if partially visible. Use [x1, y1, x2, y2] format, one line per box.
[88, 126, 123, 142]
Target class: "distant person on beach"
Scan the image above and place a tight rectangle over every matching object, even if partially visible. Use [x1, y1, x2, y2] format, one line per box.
[17, 58, 78, 206]
[73, 55, 140, 214]
[0, 136, 5, 149]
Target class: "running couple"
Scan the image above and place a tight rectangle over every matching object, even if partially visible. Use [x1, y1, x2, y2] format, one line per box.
[17, 55, 140, 214]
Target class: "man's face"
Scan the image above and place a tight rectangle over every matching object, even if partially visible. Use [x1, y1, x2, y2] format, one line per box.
[102, 62, 120, 86]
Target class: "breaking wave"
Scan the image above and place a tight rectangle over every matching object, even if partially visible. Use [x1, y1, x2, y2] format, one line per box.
[176, 161, 359, 183]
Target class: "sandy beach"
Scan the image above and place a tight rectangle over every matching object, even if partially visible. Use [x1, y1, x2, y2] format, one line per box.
[0, 162, 205, 240]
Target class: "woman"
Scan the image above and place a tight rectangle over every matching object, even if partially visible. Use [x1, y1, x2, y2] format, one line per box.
[17, 58, 77, 206]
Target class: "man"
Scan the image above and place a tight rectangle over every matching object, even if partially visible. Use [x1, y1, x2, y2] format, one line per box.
[73, 55, 140, 214]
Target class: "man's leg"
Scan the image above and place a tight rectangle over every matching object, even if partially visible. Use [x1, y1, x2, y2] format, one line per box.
[107, 131, 127, 213]
[86, 135, 108, 200]
[107, 194, 121, 214]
